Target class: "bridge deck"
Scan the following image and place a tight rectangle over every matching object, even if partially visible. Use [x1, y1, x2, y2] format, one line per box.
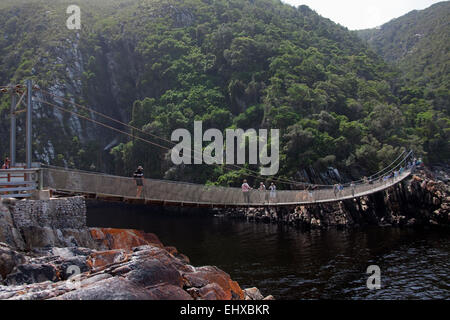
[42, 167, 412, 207]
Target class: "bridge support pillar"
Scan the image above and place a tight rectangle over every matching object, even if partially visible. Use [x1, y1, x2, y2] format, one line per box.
[26, 79, 32, 169]
[10, 86, 16, 167]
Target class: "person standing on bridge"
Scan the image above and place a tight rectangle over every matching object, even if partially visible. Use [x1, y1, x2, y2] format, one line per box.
[1, 157, 10, 169]
[1, 157, 11, 194]
[269, 183, 277, 203]
[133, 165, 144, 198]
[350, 182, 355, 197]
[307, 185, 313, 201]
[338, 183, 344, 196]
[259, 182, 267, 204]
[242, 180, 252, 204]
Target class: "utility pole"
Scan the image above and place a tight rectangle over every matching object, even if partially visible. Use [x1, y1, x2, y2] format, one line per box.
[26, 79, 32, 169]
[10, 85, 16, 167]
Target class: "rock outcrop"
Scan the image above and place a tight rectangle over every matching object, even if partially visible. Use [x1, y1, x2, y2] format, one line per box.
[0, 197, 270, 300]
[0, 240, 248, 300]
[220, 167, 449, 229]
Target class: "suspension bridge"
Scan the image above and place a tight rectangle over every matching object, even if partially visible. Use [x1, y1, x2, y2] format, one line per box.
[0, 81, 416, 207]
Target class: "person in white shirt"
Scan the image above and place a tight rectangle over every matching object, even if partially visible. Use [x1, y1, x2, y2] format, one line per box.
[242, 179, 252, 204]
[269, 183, 276, 203]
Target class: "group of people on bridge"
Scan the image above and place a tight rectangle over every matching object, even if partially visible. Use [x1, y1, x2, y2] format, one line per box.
[241, 180, 277, 204]
[129, 155, 420, 204]
[12, 151, 416, 203]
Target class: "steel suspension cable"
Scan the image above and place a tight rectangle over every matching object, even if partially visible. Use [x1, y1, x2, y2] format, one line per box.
[35, 97, 303, 186]
[35, 90, 411, 188]
[39, 89, 314, 186]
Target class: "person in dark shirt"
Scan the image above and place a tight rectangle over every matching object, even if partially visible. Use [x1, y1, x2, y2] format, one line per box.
[133, 166, 144, 198]
[1, 157, 10, 169]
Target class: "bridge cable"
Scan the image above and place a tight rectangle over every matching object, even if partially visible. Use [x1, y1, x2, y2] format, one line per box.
[35, 92, 411, 188]
[39, 89, 320, 187]
[39, 89, 411, 188]
[35, 97, 307, 187]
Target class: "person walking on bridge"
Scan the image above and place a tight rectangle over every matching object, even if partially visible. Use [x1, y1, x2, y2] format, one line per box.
[133, 166, 144, 198]
[350, 182, 355, 197]
[242, 180, 252, 204]
[259, 182, 267, 204]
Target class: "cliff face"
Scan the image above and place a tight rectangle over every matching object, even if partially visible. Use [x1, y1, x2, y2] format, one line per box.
[0, 197, 270, 300]
[223, 167, 449, 229]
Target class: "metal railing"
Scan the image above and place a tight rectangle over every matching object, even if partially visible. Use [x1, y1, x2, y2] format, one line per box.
[0, 168, 40, 199]
[40, 166, 412, 206]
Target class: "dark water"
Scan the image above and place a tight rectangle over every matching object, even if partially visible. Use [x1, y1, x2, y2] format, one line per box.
[87, 202, 450, 300]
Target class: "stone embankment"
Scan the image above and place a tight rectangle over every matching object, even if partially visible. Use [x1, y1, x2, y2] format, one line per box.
[0, 197, 272, 300]
[220, 167, 449, 229]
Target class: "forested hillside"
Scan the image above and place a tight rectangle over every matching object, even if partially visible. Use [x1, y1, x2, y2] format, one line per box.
[357, 1, 449, 89]
[357, 1, 449, 166]
[0, 0, 448, 187]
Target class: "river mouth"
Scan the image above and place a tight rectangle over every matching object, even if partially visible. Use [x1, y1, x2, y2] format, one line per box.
[87, 201, 450, 300]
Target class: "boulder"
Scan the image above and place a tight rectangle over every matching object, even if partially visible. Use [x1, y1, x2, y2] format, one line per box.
[87, 249, 129, 271]
[244, 287, 264, 300]
[0, 243, 26, 279]
[5, 263, 60, 285]
[126, 257, 183, 288]
[54, 277, 154, 300]
[147, 284, 193, 300]
[197, 283, 228, 300]
[89, 228, 163, 251]
[183, 266, 244, 300]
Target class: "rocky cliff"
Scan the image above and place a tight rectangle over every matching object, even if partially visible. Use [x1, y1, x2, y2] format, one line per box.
[0, 197, 271, 300]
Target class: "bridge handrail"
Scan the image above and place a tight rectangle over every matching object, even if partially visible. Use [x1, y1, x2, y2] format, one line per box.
[41, 165, 412, 206]
[343, 150, 413, 187]
[0, 168, 39, 199]
[0, 168, 40, 174]
[347, 150, 408, 185]
[40, 149, 414, 192]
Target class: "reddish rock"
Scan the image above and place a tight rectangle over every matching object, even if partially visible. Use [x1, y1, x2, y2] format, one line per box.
[198, 283, 228, 300]
[87, 249, 129, 271]
[132, 245, 194, 273]
[89, 228, 163, 251]
[164, 246, 178, 255]
[183, 266, 244, 300]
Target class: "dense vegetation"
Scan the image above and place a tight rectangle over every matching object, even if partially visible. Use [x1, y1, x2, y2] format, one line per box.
[0, 0, 448, 187]
[357, 1, 449, 165]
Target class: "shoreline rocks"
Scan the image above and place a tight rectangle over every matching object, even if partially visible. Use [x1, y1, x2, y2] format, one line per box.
[219, 167, 449, 229]
[0, 198, 271, 300]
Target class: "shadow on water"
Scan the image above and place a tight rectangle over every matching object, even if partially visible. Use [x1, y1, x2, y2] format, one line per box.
[87, 200, 450, 300]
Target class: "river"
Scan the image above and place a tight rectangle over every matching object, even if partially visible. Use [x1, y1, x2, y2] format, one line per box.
[87, 202, 450, 300]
